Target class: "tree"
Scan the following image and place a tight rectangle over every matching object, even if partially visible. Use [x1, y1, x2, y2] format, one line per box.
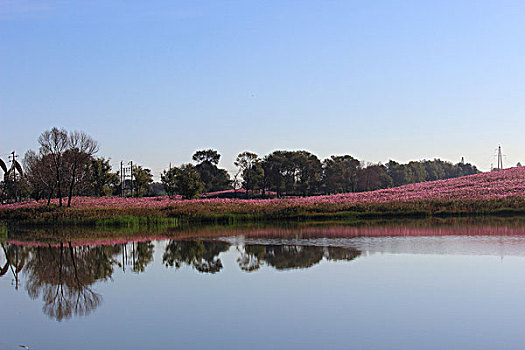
[262, 152, 288, 197]
[235, 152, 264, 196]
[261, 150, 321, 196]
[176, 164, 205, 199]
[386, 160, 410, 187]
[192, 149, 230, 192]
[29, 127, 100, 205]
[160, 166, 178, 198]
[235, 152, 259, 171]
[422, 159, 446, 181]
[23, 151, 56, 202]
[294, 151, 322, 196]
[192, 149, 220, 165]
[454, 161, 479, 177]
[38, 127, 68, 206]
[162, 164, 205, 199]
[243, 162, 264, 194]
[87, 157, 119, 196]
[407, 161, 427, 183]
[65, 131, 98, 207]
[322, 155, 360, 194]
[357, 163, 392, 191]
[132, 165, 153, 197]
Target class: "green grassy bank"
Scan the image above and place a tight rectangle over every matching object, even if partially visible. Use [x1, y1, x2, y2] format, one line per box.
[1, 197, 525, 228]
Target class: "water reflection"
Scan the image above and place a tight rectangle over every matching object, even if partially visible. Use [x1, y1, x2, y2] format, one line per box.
[163, 240, 231, 273]
[3, 218, 525, 322]
[0, 238, 365, 320]
[1, 242, 29, 289]
[0, 241, 158, 321]
[128, 241, 154, 273]
[238, 245, 361, 271]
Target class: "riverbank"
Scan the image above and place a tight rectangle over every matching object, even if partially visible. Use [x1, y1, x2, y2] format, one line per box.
[1, 167, 524, 226]
[1, 197, 525, 227]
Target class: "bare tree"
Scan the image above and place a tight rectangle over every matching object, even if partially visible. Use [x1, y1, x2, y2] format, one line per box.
[65, 131, 98, 207]
[23, 150, 56, 203]
[38, 128, 68, 207]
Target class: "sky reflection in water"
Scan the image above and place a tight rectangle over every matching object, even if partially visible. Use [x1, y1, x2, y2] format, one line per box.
[2, 222, 525, 350]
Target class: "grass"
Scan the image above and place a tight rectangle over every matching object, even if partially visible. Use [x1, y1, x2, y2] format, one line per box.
[95, 215, 180, 228]
[2, 198, 525, 228]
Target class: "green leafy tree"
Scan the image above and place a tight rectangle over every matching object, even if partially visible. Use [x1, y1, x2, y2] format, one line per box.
[261, 150, 321, 196]
[262, 153, 286, 197]
[88, 157, 119, 196]
[294, 151, 322, 196]
[322, 155, 360, 194]
[160, 166, 178, 198]
[407, 161, 427, 183]
[235, 152, 264, 195]
[192, 149, 220, 165]
[177, 164, 205, 199]
[132, 165, 153, 197]
[192, 149, 230, 192]
[357, 163, 393, 191]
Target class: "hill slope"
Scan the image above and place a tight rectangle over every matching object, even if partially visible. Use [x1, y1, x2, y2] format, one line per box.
[1, 167, 524, 224]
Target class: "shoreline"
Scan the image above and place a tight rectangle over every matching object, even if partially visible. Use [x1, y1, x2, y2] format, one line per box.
[2, 198, 525, 227]
[3, 216, 525, 246]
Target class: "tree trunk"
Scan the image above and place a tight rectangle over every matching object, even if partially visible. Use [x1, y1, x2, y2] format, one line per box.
[47, 184, 55, 206]
[67, 162, 77, 207]
[56, 158, 62, 207]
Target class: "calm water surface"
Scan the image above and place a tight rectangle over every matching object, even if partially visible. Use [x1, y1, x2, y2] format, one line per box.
[2, 220, 525, 350]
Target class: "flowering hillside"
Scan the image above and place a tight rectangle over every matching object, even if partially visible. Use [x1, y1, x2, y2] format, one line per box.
[317, 166, 525, 203]
[1, 167, 524, 223]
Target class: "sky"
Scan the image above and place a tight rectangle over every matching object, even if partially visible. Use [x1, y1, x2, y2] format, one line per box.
[1, 0, 524, 179]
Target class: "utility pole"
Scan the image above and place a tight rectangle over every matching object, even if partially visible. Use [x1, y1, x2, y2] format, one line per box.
[130, 161, 133, 197]
[120, 161, 124, 197]
[9, 151, 18, 202]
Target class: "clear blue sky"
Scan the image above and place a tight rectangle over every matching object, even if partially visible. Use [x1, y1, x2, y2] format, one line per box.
[1, 0, 524, 179]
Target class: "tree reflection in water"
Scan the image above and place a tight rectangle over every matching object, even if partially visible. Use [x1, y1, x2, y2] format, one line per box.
[0, 242, 149, 321]
[24, 242, 120, 321]
[238, 244, 361, 271]
[1, 243, 29, 289]
[1, 239, 361, 320]
[131, 242, 154, 273]
[163, 240, 231, 273]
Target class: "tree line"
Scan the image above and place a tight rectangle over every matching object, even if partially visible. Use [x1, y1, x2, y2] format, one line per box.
[1, 127, 479, 204]
[161, 149, 478, 199]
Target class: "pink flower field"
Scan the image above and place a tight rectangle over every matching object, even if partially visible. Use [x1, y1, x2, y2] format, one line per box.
[2, 167, 524, 220]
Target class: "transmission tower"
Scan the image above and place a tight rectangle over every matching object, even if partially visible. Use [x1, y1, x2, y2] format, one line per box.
[497, 145, 503, 170]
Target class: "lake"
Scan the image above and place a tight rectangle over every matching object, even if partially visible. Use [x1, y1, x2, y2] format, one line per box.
[2, 218, 525, 350]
